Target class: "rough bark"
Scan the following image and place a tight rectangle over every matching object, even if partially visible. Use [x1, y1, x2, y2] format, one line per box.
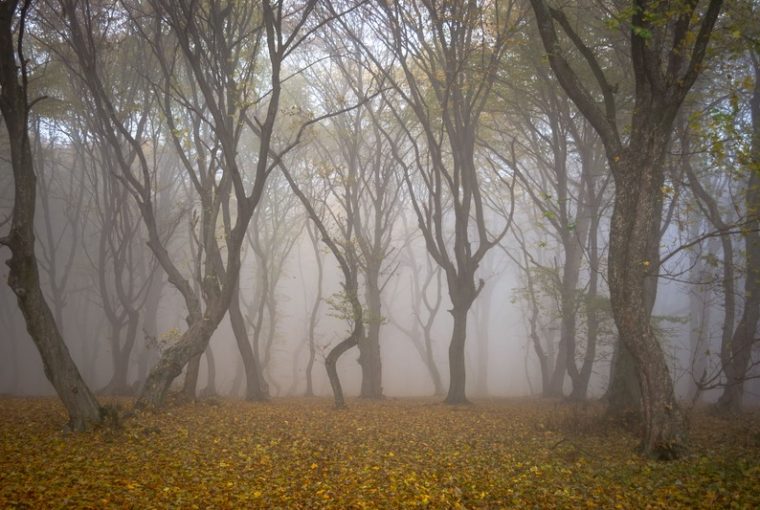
[0, 0, 101, 430]
[608, 147, 683, 457]
[605, 341, 642, 417]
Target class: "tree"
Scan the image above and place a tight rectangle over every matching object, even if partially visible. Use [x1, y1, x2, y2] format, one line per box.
[714, 5, 760, 412]
[528, 0, 723, 457]
[281, 154, 364, 409]
[0, 0, 101, 430]
[56, 0, 321, 408]
[360, 0, 517, 403]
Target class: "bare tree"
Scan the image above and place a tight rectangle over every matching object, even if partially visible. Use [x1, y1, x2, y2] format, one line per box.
[359, 0, 518, 403]
[56, 0, 322, 408]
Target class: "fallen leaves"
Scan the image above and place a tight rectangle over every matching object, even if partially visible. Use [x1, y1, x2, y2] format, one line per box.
[0, 397, 758, 509]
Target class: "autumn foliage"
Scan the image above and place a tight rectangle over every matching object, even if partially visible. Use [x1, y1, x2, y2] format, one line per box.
[0, 397, 758, 509]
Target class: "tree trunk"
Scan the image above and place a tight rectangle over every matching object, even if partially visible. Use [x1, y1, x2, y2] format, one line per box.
[229, 283, 268, 401]
[304, 222, 323, 397]
[546, 334, 567, 397]
[608, 148, 684, 458]
[136, 315, 222, 409]
[359, 266, 383, 398]
[445, 304, 470, 404]
[569, 212, 600, 401]
[201, 344, 217, 396]
[137, 277, 162, 390]
[563, 225, 589, 399]
[325, 328, 361, 409]
[423, 326, 445, 396]
[182, 353, 201, 400]
[687, 233, 713, 402]
[103, 310, 139, 395]
[0, 2, 102, 430]
[474, 285, 492, 397]
[605, 341, 641, 416]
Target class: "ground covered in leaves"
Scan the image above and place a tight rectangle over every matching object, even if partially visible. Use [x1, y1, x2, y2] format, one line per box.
[0, 397, 758, 509]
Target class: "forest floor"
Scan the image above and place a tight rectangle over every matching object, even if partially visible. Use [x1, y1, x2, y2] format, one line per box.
[0, 397, 758, 509]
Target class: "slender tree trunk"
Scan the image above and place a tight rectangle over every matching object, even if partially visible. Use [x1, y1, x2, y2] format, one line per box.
[474, 285, 492, 397]
[423, 325, 445, 396]
[0, 1, 101, 430]
[563, 232, 588, 398]
[201, 344, 217, 396]
[359, 266, 383, 398]
[229, 283, 268, 401]
[104, 311, 139, 395]
[547, 335, 567, 396]
[304, 223, 323, 397]
[137, 277, 163, 389]
[325, 330, 360, 409]
[687, 232, 714, 402]
[570, 213, 599, 400]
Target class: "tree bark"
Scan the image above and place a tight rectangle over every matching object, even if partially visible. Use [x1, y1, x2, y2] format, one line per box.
[608, 148, 683, 458]
[605, 341, 642, 417]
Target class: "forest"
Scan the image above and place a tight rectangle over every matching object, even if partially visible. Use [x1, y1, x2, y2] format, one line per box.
[0, 0, 759, 507]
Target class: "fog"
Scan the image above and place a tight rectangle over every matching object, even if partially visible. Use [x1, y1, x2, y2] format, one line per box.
[3, 166, 755, 404]
[0, 0, 758, 432]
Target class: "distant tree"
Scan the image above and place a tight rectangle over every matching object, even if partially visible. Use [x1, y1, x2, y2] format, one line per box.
[358, 0, 518, 403]
[302, 218, 324, 397]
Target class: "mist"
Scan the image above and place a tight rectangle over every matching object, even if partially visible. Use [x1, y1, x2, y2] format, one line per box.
[1, 1, 759, 505]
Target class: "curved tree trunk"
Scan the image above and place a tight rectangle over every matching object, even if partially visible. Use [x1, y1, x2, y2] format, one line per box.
[137, 314, 224, 409]
[229, 283, 268, 401]
[608, 148, 683, 459]
[0, 1, 101, 430]
[304, 222, 324, 397]
[325, 324, 362, 409]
